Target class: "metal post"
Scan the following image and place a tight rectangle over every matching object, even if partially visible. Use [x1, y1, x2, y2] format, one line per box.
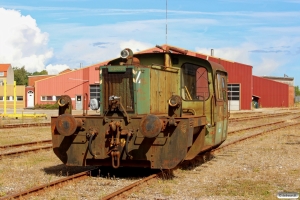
[4, 79, 6, 115]
[14, 81, 16, 114]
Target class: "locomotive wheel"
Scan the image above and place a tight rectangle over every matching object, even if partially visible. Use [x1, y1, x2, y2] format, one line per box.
[56, 114, 77, 136]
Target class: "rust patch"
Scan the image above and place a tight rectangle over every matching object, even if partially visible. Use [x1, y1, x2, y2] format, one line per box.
[180, 122, 187, 133]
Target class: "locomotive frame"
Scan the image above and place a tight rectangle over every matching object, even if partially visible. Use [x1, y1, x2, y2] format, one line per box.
[51, 45, 229, 169]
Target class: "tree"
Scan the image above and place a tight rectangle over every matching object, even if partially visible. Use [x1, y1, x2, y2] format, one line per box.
[295, 86, 300, 96]
[13, 67, 49, 85]
[13, 66, 31, 85]
[32, 70, 48, 75]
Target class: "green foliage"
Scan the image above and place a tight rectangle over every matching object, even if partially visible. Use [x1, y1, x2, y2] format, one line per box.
[295, 86, 300, 96]
[34, 103, 59, 109]
[13, 66, 48, 86]
[32, 70, 48, 75]
[13, 66, 30, 85]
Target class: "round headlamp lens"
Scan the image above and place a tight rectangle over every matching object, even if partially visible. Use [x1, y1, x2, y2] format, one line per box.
[168, 95, 181, 107]
[120, 49, 129, 58]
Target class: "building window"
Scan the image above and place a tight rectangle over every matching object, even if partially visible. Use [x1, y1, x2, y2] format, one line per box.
[41, 96, 61, 101]
[0, 96, 23, 101]
[6, 96, 13, 101]
[41, 96, 54, 101]
[56, 96, 61, 101]
[228, 84, 240, 101]
[0, 72, 4, 77]
[17, 96, 23, 101]
[90, 84, 100, 102]
[181, 63, 209, 100]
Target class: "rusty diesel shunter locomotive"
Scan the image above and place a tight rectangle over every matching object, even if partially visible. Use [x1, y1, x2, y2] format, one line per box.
[51, 45, 228, 169]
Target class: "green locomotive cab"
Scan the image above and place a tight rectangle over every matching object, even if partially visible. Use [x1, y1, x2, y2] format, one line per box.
[51, 45, 228, 169]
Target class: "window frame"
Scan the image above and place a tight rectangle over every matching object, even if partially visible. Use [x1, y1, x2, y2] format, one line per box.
[215, 71, 228, 101]
[181, 62, 210, 101]
[40, 96, 57, 101]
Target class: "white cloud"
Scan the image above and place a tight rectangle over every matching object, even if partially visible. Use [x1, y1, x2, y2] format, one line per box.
[195, 43, 254, 65]
[254, 57, 283, 75]
[52, 39, 154, 68]
[46, 64, 69, 75]
[0, 7, 70, 73]
[196, 43, 289, 76]
[120, 40, 153, 53]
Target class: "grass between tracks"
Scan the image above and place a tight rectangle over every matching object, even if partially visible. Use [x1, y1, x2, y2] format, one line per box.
[0, 127, 51, 146]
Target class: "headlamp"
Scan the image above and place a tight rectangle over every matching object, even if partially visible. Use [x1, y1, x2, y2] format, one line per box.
[168, 95, 182, 107]
[120, 49, 130, 58]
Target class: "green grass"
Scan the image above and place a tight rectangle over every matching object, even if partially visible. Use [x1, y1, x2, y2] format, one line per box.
[204, 179, 274, 199]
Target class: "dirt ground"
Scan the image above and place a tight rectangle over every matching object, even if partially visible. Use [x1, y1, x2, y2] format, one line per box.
[0, 108, 300, 199]
[126, 111, 300, 200]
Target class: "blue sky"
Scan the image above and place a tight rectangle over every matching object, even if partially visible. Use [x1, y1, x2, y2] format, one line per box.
[0, 0, 300, 86]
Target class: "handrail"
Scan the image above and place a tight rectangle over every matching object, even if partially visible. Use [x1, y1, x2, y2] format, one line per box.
[211, 95, 215, 126]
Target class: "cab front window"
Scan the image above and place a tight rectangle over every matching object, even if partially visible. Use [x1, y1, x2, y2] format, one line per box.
[181, 63, 209, 101]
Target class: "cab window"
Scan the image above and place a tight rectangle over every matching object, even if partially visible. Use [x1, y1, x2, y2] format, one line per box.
[216, 72, 227, 100]
[181, 63, 209, 101]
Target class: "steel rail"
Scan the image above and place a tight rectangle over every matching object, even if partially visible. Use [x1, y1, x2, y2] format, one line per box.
[213, 121, 300, 154]
[0, 145, 52, 159]
[0, 140, 51, 149]
[0, 122, 50, 129]
[229, 112, 292, 122]
[0, 170, 93, 200]
[228, 115, 300, 134]
[101, 173, 162, 200]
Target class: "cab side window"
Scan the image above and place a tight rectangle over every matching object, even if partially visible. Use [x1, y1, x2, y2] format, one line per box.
[216, 72, 227, 100]
[181, 63, 209, 101]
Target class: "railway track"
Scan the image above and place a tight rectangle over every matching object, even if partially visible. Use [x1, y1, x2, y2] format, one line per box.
[0, 122, 50, 129]
[0, 167, 167, 200]
[213, 120, 300, 154]
[0, 140, 52, 159]
[0, 170, 94, 200]
[228, 115, 300, 135]
[1, 112, 300, 199]
[100, 118, 300, 199]
[0, 140, 51, 149]
[0, 111, 293, 128]
[229, 111, 295, 122]
[0, 115, 292, 160]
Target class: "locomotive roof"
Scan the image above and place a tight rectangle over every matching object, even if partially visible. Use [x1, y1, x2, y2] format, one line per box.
[108, 45, 227, 73]
[135, 51, 227, 73]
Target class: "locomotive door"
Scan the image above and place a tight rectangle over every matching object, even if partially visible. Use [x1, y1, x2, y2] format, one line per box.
[215, 72, 228, 144]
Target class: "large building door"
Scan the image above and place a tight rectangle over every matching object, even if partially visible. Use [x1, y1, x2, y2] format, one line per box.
[27, 90, 34, 108]
[228, 84, 240, 111]
[76, 95, 82, 110]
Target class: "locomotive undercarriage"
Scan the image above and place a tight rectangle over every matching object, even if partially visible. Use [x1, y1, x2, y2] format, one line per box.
[52, 114, 208, 169]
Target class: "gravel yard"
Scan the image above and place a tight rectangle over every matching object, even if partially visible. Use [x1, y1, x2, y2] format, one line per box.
[127, 121, 300, 200]
[0, 108, 300, 199]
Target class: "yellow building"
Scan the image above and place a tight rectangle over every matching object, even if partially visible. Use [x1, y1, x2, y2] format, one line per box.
[0, 64, 25, 109]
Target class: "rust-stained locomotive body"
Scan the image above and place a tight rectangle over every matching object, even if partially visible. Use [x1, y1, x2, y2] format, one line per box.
[51, 45, 228, 169]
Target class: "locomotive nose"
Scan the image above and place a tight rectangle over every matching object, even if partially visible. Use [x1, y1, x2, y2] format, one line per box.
[55, 114, 83, 136]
